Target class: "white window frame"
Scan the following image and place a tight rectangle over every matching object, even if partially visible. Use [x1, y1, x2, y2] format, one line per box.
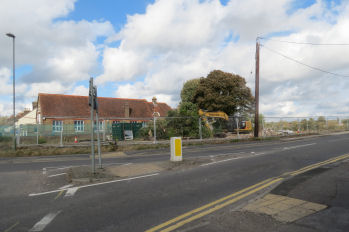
[74, 120, 84, 132]
[94, 121, 104, 131]
[52, 120, 63, 132]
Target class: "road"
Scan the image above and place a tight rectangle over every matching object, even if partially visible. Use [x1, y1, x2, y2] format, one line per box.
[1, 133, 349, 231]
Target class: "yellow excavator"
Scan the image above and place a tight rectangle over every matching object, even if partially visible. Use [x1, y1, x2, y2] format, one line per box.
[198, 109, 252, 133]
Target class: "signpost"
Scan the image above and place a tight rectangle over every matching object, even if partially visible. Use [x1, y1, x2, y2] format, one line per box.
[89, 78, 95, 173]
[94, 86, 102, 169]
[89, 77, 102, 173]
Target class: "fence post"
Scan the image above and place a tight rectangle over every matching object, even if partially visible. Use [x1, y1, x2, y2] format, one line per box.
[96, 114, 102, 169]
[236, 117, 240, 140]
[17, 126, 20, 146]
[36, 124, 39, 145]
[326, 117, 328, 131]
[103, 121, 106, 142]
[262, 118, 265, 137]
[297, 118, 300, 134]
[306, 119, 309, 135]
[60, 124, 63, 147]
[199, 117, 202, 140]
[153, 116, 157, 144]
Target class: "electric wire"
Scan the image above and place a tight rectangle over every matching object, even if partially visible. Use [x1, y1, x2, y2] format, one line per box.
[261, 44, 349, 77]
[259, 37, 349, 46]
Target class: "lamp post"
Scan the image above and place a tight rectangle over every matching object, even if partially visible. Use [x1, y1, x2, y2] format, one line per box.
[6, 33, 16, 150]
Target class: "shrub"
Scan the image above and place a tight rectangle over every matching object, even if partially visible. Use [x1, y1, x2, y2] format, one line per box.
[38, 137, 47, 144]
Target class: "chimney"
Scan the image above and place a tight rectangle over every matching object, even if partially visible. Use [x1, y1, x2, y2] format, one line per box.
[32, 101, 38, 110]
[152, 96, 157, 106]
[124, 102, 130, 118]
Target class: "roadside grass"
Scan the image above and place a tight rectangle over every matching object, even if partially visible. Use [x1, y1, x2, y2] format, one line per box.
[3, 132, 332, 158]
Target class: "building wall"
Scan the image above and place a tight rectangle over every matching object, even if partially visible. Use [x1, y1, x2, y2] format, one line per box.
[17, 109, 37, 126]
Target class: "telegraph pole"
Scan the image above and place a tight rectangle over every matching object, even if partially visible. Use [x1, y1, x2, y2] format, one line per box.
[254, 37, 260, 138]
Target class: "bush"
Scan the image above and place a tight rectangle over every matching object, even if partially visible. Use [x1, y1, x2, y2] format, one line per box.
[0, 136, 12, 142]
[38, 137, 47, 144]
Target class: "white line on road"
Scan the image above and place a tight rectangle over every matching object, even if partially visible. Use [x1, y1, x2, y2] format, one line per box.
[48, 173, 67, 178]
[283, 143, 316, 150]
[29, 173, 159, 197]
[64, 187, 79, 197]
[43, 162, 128, 171]
[59, 184, 74, 190]
[200, 157, 242, 167]
[29, 211, 61, 232]
[200, 152, 267, 167]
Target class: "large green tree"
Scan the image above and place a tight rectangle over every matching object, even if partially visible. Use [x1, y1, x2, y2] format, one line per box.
[194, 70, 254, 115]
[180, 78, 200, 103]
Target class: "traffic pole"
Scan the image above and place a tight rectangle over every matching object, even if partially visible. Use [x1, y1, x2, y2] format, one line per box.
[254, 37, 260, 138]
[89, 77, 95, 174]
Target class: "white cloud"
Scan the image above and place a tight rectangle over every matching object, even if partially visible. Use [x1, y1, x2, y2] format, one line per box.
[72, 85, 89, 96]
[0, 68, 12, 95]
[96, 46, 147, 84]
[0, 0, 115, 115]
[1, 0, 349, 117]
[103, 0, 349, 116]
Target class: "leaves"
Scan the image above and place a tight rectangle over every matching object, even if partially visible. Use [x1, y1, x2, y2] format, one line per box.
[193, 70, 254, 115]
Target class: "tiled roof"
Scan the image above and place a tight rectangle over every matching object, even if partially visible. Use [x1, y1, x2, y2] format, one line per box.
[38, 93, 172, 119]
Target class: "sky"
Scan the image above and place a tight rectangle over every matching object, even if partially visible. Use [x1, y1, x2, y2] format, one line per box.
[1, 0, 349, 117]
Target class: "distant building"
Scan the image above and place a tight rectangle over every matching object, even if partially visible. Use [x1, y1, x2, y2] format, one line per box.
[36, 93, 171, 133]
[16, 102, 37, 126]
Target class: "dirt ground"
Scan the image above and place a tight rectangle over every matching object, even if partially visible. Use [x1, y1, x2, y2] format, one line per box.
[66, 156, 212, 185]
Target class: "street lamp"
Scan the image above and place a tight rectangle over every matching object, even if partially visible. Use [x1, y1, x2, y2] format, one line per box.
[6, 33, 16, 150]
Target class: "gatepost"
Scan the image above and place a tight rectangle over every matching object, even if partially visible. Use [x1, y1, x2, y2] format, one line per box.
[170, 137, 182, 162]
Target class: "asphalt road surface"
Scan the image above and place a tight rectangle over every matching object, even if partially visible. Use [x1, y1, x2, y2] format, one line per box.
[1, 133, 349, 231]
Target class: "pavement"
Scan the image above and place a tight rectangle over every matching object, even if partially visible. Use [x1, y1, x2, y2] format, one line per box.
[1, 132, 349, 231]
[176, 158, 349, 232]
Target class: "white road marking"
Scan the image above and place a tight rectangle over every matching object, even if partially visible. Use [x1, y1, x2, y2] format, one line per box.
[43, 162, 127, 171]
[283, 143, 316, 150]
[64, 187, 79, 197]
[42, 168, 46, 175]
[48, 173, 67, 178]
[29, 211, 61, 232]
[59, 184, 74, 190]
[200, 157, 242, 167]
[121, 163, 132, 166]
[200, 152, 268, 167]
[29, 173, 159, 197]
[194, 152, 246, 159]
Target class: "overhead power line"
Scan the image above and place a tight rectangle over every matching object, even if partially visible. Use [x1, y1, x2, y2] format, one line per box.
[261, 45, 349, 78]
[259, 37, 349, 46]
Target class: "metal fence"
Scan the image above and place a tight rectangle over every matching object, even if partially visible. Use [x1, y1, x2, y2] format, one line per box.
[0, 116, 349, 147]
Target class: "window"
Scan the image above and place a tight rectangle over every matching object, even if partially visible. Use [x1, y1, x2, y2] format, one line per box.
[52, 120, 63, 132]
[74, 120, 84, 132]
[94, 121, 104, 131]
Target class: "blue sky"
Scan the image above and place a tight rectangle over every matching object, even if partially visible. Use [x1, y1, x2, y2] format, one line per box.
[63, 0, 155, 31]
[1, 0, 349, 116]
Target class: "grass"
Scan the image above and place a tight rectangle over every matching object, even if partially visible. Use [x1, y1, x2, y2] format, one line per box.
[0, 132, 327, 158]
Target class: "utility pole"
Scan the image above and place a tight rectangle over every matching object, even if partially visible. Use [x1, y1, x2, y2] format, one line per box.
[254, 37, 260, 138]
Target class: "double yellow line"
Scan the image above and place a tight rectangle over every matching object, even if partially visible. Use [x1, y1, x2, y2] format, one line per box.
[146, 153, 349, 232]
[146, 177, 283, 232]
[289, 153, 349, 176]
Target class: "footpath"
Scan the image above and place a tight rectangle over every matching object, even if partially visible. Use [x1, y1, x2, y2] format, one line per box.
[182, 159, 349, 232]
